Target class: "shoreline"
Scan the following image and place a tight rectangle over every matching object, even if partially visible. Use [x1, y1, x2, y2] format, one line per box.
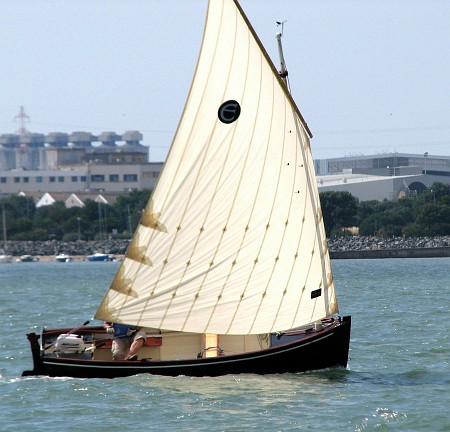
[328, 235, 450, 259]
[1, 239, 130, 259]
[2, 236, 450, 261]
[13, 255, 124, 263]
[330, 247, 450, 259]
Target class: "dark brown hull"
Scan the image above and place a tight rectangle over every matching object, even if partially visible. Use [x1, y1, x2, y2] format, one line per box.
[23, 316, 351, 379]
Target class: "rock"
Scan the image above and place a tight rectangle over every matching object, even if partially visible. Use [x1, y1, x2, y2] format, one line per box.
[327, 235, 450, 252]
[4, 235, 450, 257]
[3, 239, 130, 257]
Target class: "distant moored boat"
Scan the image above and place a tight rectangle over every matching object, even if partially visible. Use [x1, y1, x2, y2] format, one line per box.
[17, 255, 40, 263]
[0, 253, 12, 264]
[87, 253, 112, 262]
[55, 253, 73, 263]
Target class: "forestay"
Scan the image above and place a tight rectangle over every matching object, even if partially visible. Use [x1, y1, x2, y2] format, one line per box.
[95, 0, 338, 335]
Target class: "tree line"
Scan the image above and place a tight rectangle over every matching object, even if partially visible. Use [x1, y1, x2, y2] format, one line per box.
[1, 181, 449, 241]
[0, 190, 152, 242]
[320, 181, 450, 238]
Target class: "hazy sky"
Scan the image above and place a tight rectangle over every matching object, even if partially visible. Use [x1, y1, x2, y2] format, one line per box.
[1, 0, 449, 162]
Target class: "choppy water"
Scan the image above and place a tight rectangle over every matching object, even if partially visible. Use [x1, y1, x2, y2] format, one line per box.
[1, 258, 449, 431]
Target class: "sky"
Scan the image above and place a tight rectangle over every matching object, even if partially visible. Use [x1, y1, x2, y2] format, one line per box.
[1, 0, 449, 162]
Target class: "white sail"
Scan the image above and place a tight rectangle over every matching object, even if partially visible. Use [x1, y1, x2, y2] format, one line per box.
[95, 0, 338, 335]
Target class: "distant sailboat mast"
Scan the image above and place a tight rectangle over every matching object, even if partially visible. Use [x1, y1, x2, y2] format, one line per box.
[0, 205, 12, 263]
[2, 205, 7, 252]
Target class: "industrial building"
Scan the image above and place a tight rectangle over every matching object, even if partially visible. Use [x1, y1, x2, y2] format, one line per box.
[316, 153, 450, 201]
[0, 121, 163, 197]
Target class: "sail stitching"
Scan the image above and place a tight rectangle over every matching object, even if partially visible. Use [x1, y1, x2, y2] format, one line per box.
[102, 0, 227, 326]
[203, 32, 268, 334]
[95, 0, 337, 334]
[96, 1, 219, 324]
[291, 117, 335, 327]
[245, 90, 291, 334]
[155, 5, 228, 330]
[224, 79, 298, 334]
[250, 100, 302, 334]
[118, 1, 225, 326]
[179, 5, 244, 332]
[289, 121, 320, 327]
[274, 116, 313, 330]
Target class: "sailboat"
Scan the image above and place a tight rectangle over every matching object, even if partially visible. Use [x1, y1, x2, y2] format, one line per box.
[0, 205, 12, 264]
[23, 0, 351, 379]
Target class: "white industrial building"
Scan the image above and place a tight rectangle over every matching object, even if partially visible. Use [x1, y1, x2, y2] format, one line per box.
[316, 152, 450, 201]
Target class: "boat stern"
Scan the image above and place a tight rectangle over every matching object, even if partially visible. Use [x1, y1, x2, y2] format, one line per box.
[22, 332, 44, 377]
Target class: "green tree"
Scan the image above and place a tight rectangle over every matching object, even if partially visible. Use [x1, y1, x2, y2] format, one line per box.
[0, 196, 36, 240]
[34, 202, 71, 240]
[359, 206, 414, 237]
[416, 202, 450, 235]
[114, 190, 152, 236]
[428, 182, 450, 200]
[320, 191, 359, 236]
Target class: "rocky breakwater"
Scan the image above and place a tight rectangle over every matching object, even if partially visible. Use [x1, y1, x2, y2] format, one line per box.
[3, 239, 130, 258]
[4, 236, 450, 260]
[328, 236, 450, 259]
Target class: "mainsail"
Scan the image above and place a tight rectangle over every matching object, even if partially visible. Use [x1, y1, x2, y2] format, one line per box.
[95, 0, 338, 335]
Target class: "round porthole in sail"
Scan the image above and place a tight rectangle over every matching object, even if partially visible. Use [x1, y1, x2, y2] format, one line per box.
[218, 100, 241, 124]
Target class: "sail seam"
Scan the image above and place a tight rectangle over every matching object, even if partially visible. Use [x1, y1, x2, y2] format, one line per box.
[156, 1, 229, 330]
[180, 4, 244, 332]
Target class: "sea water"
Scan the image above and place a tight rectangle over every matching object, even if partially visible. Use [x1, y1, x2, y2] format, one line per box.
[0, 258, 449, 431]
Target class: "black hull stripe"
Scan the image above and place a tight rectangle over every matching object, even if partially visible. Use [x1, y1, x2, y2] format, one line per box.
[42, 333, 333, 370]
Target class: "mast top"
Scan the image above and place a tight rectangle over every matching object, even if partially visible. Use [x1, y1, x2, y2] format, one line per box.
[276, 21, 288, 79]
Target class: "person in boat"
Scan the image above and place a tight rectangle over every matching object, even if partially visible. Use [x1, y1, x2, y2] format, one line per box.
[103, 322, 146, 361]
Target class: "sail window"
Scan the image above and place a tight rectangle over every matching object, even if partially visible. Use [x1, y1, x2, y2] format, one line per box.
[218, 100, 241, 124]
[311, 289, 322, 299]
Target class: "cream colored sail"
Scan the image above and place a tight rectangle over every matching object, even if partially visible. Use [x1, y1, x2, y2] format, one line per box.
[95, 0, 338, 335]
